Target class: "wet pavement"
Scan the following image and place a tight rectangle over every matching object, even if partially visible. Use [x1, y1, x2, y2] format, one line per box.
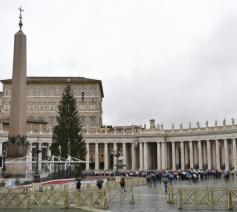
[1, 177, 236, 212]
[109, 176, 237, 212]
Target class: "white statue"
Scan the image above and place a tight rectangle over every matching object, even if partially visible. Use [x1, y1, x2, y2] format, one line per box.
[196, 121, 200, 128]
[157, 124, 160, 130]
[161, 123, 163, 130]
[189, 122, 192, 129]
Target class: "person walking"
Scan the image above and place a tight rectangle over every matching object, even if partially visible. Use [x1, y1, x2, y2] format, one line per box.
[120, 177, 126, 192]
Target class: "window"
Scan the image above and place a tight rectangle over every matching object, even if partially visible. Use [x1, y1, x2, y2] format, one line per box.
[79, 116, 86, 126]
[79, 103, 86, 110]
[89, 116, 97, 126]
[28, 116, 34, 120]
[81, 91, 85, 102]
[91, 87, 97, 95]
[49, 116, 55, 124]
[89, 103, 96, 110]
[38, 116, 45, 121]
[4, 104, 10, 111]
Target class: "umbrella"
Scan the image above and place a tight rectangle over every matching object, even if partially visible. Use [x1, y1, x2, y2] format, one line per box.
[76, 177, 83, 182]
[162, 177, 169, 183]
[97, 179, 104, 184]
[169, 174, 174, 179]
[186, 173, 192, 178]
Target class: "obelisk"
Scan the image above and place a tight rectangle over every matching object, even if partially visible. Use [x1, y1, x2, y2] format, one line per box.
[9, 7, 27, 136]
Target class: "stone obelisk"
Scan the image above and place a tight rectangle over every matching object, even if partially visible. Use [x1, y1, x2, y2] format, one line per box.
[9, 7, 27, 137]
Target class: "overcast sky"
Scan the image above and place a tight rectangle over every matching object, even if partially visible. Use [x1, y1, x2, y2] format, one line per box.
[1, 0, 237, 128]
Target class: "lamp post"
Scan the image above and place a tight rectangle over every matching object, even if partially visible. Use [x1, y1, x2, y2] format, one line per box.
[111, 148, 122, 174]
[2, 148, 6, 177]
[33, 137, 42, 183]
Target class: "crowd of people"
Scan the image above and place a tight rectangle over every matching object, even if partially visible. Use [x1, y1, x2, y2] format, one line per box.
[78, 169, 234, 194]
[82, 169, 233, 181]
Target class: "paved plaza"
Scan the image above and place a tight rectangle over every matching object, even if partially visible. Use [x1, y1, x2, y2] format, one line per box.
[0, 176, 236, 212]
[109, 176, 237, 212]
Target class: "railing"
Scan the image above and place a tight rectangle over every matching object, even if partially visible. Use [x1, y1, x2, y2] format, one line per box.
[106, 177, 147, 189]
[0, 177, 146, 209]
[0, 185, 108, 209]
[167, 186, 237, 210]
[2, 123, 237, 138]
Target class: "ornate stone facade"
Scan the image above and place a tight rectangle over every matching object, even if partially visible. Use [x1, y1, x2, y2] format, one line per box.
[84, 120, 237, 171]
[0, 77, 104, 133]
[0, 119, 236, 172]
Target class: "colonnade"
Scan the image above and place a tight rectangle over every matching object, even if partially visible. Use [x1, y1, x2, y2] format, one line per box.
[86, 138, 237, 171]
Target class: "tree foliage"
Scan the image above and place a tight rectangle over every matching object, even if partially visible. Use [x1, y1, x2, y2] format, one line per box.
[50, 84, 86, 161]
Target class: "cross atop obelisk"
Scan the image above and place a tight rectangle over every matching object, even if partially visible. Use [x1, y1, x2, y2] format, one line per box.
[18, 6, 24, 30]
[9, 7, 27, 136]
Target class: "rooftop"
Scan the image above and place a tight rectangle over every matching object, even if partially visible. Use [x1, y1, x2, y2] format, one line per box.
[1, 76, 104, 97]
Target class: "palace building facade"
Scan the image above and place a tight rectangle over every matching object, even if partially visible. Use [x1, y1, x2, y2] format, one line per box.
[0, 77, 104, 133]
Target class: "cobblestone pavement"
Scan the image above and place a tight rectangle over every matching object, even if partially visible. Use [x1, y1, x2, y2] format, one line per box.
[109, 176, 237, 212]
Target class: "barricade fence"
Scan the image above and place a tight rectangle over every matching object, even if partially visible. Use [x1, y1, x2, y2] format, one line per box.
[167, 186, 237, 210]
[0, 177, 147, 209]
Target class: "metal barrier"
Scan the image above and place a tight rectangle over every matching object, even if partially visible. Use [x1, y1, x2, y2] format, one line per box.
[167, 186, 237, 210]
[0, 185, 108, 209]
[0, 177, 146, 209]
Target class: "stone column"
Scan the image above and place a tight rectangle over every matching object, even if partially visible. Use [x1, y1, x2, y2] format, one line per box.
[224, 139, 229, 170]
[95, 143, 99, 170]
[215, 140, 220, 170]
[232, 139, 237, 171]
[123, 142, 127, 170]
[180, 142, 185, 170]
[27, 143, 32, 174]
[86, 143, 90, 170]
[189, 141, 193, 169]
[144, 142, 148, 170]
[172, 142, 176, 170]
[38, 144, 42, 171]
[198, 140, 203, 169]
[47, 144, 51, 158]
[131, 143, 136, 170]
[184, 143, 189, 168]
[139, 142, 143, 170]
[162, 142, 166, 169]
[113, 143, 117, 170]
[207, 140, 211, 169]
[0, 142, 2, 156]
[157, 142, 161, 170]
[104, 143, 108, 170]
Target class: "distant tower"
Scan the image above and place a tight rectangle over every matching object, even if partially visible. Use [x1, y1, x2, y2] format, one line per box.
[9, 7, 27, 136]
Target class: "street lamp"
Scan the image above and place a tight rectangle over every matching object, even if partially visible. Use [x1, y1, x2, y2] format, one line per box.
[33, 137, 42, 183]
[111, 148, 122, 174]
[2, 148, 6, 177]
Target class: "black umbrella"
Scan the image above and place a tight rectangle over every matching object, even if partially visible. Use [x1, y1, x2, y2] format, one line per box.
[76, 177, 83, 182]
[97, 179, 104, 184]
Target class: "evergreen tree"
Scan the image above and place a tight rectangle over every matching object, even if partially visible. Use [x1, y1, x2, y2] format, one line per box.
[51, 84, 86, 162]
